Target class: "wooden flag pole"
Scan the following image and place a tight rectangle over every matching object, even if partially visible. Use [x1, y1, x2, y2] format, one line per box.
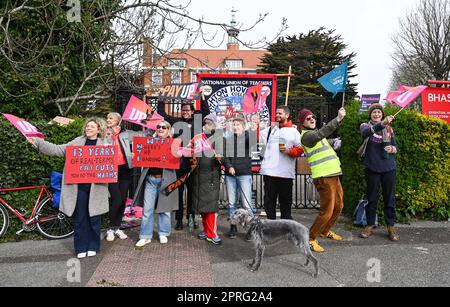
[342, 91, 346, 108]
[393, 107, 407, 117]
[285, 66, 292, 106]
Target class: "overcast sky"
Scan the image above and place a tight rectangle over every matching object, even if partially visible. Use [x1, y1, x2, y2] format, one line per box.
[184, 0, 422, 96]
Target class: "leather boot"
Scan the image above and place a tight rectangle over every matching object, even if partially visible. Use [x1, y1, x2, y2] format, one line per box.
[361, 226, 375, 239]
[388, 226, 400, 242]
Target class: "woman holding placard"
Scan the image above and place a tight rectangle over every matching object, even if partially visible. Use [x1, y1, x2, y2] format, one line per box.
[27, 117, 109, 259]
[134, 120, 179, 247]
[104, 112, 137, 242]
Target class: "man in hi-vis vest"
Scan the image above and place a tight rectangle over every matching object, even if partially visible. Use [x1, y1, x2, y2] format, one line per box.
[298, 107, 346, 253]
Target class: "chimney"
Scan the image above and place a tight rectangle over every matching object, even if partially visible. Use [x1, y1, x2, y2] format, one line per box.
[142, 38, 153, 67]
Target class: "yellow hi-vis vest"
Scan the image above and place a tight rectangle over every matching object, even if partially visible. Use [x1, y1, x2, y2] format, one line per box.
[301, 131, 342, 179]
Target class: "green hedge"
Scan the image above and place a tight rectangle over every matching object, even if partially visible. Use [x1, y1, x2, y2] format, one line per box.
[339, 101, 450, 223]
[0, 117, 83, 242]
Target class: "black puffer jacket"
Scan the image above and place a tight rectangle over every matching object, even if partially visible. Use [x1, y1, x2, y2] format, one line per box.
[190, 131, 223, 214]
[223, 130, 257, 176]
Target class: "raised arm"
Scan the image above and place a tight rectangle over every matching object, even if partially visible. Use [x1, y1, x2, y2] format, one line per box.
[28, 137, 79, 157]
[157, 99, 178, 126]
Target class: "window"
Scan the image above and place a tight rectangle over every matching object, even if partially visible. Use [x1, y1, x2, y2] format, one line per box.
[168, 59, 186, 68]
[191, 72, 198, 83]
[152, 70, 163, 86]
[225, 59, 243, 69]
[171, 71, 182, 84]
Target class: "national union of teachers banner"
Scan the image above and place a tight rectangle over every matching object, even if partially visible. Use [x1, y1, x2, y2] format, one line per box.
[197, 74, 277, 131]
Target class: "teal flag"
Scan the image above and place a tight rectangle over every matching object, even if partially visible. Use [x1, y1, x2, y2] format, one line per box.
[318, 61, 348, 98]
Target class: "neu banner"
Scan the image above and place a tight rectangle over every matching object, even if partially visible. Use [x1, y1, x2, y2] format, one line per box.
[422, 87, 450, 124]
[197, 74, 277, 131]
[3, 114, 45, 139]
[65, 146, 119, 184]
[133, 137, 181, 169]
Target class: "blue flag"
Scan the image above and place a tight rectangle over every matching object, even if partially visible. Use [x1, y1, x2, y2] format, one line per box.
[318, 61, 348, 98]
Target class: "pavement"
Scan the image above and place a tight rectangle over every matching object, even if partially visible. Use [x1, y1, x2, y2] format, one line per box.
[1, 209, 449, 287]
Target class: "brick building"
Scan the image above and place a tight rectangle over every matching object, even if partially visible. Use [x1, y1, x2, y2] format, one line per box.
[142, 10, 269, 96]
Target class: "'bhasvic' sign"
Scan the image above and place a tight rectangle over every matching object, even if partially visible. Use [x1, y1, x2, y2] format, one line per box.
[422, 87, 450, 124]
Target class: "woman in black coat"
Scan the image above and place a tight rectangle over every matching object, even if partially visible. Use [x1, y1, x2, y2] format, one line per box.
[190, 114, 224, 245]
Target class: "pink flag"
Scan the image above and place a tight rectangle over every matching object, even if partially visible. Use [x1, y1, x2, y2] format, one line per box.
[3, 114, 45, 139]
[178, 133, 214, 156]
[386, 85, 428, 108]
[385, 90, 402, 105]
[122, 96, 150, 128]
[145, 112, 165, 130]
[243, 84, 269, 114]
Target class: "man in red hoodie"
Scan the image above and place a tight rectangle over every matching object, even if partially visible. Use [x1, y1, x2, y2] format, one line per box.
[260, 106, 304, 220]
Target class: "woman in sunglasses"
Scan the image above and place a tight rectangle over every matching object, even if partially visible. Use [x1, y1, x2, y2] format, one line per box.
[134, 120, 180, 247]
[299, 108, 346, 254]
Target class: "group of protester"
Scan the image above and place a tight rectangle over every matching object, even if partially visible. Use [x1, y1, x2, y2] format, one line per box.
[26, 96, 400, 258]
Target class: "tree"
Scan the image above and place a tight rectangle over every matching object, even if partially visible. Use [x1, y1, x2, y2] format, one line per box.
[259, 27, 358, 99]
[0, 0, 287, 118]
[391, 0, 450, 89]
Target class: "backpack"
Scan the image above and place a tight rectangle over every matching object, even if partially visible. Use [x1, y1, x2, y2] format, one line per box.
[353, 196, 378, 227]
[50, 171, 62, 209]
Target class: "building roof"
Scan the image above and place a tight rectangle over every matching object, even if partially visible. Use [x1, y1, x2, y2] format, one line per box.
[156, 47, 268, 70]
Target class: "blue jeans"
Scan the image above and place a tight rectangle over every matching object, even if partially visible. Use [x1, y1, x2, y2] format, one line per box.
[140, 176, 171, 240]
[226, 175, 255, 217]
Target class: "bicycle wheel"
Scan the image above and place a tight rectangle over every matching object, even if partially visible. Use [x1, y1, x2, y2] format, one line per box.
[36, 197, 73, 240]
[0, 204, 9, 237]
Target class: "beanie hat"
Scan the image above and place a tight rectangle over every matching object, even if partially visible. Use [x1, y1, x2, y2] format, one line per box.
[298, 109, 314, 127]
[368, 103, 385, 119]
[232, 113, 247, 125]
[203, 113, 217, 126]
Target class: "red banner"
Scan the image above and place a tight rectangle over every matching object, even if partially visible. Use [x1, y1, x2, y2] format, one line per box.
[422, 87, 450, 124]
[65, 146, 119, 184]
[133, 137, 181, 169]
[3, 114, 45, 139]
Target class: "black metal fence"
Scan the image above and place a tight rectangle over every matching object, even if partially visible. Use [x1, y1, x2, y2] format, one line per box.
[114, 88, 338, 209]
[217, 173, 320, 210]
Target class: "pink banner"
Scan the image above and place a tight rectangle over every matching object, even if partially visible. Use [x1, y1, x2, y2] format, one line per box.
[243, 83, 269, 115]
[386, 85, 428, 108]
[178, 133, 214, 156]
[122, 96, 150, 127]
[3, 114, 45, 139]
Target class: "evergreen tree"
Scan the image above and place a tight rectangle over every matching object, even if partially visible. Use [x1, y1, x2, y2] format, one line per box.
[259, 27, 358, 99]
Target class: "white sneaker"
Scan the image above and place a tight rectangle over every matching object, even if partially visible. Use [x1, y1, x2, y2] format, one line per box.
[87, 251, 97, 257]
[77, 253, 87, 259]
[115, 229, 128, 240]
[106, 229, 115, 242]
[159, 236, 168, 244]
[135, 239, 152, 248]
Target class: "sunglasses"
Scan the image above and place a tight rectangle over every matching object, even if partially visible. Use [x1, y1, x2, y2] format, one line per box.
[157, 125, 168, 130]
[306, 116, 317, 121]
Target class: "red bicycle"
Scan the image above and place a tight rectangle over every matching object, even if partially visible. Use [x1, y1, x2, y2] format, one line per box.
[0, 184, 73, 240]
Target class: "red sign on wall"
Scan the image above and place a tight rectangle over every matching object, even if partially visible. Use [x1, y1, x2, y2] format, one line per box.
[133, 137, 181, 170]
[422, 87, 450, 124]
[65, 146, 119, 184]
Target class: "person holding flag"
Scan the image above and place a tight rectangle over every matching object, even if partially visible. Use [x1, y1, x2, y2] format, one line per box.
[190, 114, 224, 245]
[359, 104, 400, 242]
[298, 108, 346, 253]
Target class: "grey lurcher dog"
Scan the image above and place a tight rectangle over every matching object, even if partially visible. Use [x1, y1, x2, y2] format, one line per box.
[230, 209, 319, 278]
